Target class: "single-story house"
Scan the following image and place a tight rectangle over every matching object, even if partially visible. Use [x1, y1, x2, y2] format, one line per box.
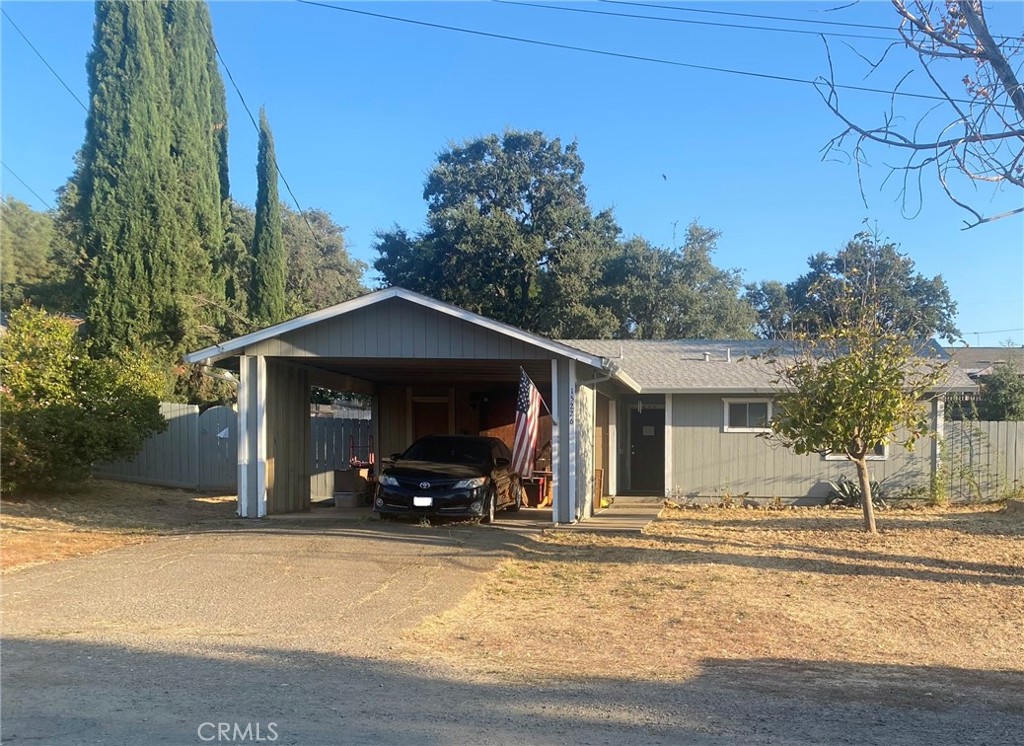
[945, 346, 1024, 379]
[184, 288, 977, 523]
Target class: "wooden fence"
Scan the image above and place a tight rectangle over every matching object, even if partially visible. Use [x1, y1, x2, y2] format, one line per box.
[95, 403, 372, 497]
[943, 420, 1024, 500]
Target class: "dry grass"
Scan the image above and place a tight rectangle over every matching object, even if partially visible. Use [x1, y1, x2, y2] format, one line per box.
[405, 504, 1024, 697]
[1, 479, 236, 572]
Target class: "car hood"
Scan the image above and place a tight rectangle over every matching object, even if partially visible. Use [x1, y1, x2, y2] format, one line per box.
[383, 461, 490, 480]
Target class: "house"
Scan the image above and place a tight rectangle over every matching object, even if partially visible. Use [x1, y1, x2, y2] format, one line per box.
[184, 288, 977, 522]
[944, 346, 1024, 380]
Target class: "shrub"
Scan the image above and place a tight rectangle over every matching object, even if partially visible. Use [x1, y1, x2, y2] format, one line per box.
[1, 307, 167, 494]
[827, 474, 886, 508]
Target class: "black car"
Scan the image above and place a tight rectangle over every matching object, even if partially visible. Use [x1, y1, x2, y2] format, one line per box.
[373, 435, 522, 522]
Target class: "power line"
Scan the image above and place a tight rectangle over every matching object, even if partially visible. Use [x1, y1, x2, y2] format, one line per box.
[1, 8, 88, 113]
[295, 0, 990, 106]
[1, 161, 54, 210]
[601, 1, 900, 32]
[603, 0, 1016, 44]
[494, 0, 899, 42]
[212, 41, 323, 248]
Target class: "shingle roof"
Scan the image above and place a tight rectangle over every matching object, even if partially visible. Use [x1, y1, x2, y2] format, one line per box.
[559, 339, 978, 394]
[945, 346, 1024, 377]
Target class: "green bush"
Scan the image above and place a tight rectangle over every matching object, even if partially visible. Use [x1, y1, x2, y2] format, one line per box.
[1, 306, 167, 494]
[826, 474, 886, 508]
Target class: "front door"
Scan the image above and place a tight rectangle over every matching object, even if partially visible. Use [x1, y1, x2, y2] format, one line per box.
[628, 401, 665, 493]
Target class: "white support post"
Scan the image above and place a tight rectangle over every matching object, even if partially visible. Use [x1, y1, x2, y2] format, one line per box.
[664, 394, 673, 498]
[608, 398, 617, 496]
[550, 358, 560, 524]
[567, 360, 578, 522]
[237, 355, 250, 518]
[254, 355, 268, 518]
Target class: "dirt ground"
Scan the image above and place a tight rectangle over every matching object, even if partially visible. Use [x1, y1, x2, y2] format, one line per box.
[3, 494, 1022, 744]
[0, 479, 236, 572]
[406, 504, 1024, 713]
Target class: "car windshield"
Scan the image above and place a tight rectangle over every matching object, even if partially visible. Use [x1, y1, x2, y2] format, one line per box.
[402, 438, 491, 465]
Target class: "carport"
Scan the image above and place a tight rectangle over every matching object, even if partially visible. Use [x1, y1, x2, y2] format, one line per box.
[184, 288, 639, 524]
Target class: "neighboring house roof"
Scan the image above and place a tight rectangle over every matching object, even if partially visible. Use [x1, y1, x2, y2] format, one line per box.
[944, 346, 1024, 378]
[561, 338, 977, 394]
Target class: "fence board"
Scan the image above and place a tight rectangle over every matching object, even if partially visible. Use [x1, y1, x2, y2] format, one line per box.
[943, 420, 1024, 500]
[94, 403, 201, 489]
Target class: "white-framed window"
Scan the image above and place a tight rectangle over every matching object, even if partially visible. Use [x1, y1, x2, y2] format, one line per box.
[723, 399, 772, 432]
[824, 443, 889, 461]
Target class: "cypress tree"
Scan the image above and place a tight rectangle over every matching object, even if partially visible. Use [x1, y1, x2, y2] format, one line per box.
[250, 108, 286, 325]
[164, 0, 220, 326]
[79, 1, 184, 353]
[78, 0, 232, 356]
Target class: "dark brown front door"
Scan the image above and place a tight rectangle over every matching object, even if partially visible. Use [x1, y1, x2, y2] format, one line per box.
[629, 406, 665, 493]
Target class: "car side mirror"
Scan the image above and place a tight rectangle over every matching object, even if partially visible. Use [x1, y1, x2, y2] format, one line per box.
[389, 453, 402, 461]
[494, 457, 510, 468]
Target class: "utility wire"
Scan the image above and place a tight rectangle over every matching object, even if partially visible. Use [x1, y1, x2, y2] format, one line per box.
[1, 8, 89, 113]
[295, 0, 991, 107]
[1, 161, 54, 210]
[212, 41, 323, 249]
[601, 0, 1015, 42]
[601, 1, 903, 32]
[494, 0, 899, 42]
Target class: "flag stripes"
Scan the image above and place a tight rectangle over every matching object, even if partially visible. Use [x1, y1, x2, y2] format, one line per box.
[511, 368, 541, 477]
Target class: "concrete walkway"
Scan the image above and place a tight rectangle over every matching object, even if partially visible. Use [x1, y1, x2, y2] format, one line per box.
[565, 496, 665, 533]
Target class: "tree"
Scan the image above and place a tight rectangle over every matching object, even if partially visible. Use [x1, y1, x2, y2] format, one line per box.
[748, 230, 959, 342]
[250, 108, 286, 325]
[1, 197, 56, 308]
[280, 207, 366, 316]
[767, 288, 947, 533]
[374, 129, 621, 337]
[976, 361, 1024, 420]
[164, 0, 231, 316]
[75, 0, 224, 354]
[0, 306, 167, 494]
[818, 1, 1023, 227]
[228, 200, 366, 323]
[601, 224, 755, 339]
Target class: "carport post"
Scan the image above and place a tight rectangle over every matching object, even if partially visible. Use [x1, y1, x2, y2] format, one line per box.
[237, 354, 268, 518]
[550, 357, 578, 524]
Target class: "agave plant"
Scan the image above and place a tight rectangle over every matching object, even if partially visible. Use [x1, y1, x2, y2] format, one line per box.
[827, 475, 885, 507]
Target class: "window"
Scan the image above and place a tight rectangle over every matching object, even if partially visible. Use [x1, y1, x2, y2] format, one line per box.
[723, 399, 771, 432]
[824, 443, 889, 461]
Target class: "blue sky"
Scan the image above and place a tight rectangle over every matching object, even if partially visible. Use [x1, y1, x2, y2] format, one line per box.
[2, 1, 1022, 344]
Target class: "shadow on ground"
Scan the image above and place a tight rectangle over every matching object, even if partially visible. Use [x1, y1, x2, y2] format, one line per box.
[2, 637, 1020, 746]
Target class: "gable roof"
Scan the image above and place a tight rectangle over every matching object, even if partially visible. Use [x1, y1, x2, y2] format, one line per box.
[561, 339, 977, 394]
[184, 288, 639, 390]
[945, 346, 1024, 378]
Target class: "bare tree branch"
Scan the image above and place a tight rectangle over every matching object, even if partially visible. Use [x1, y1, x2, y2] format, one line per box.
[820, 0, 1023, 227]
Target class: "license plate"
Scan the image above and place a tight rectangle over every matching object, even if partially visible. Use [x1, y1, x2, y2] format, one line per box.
[413, 496, 433, 507]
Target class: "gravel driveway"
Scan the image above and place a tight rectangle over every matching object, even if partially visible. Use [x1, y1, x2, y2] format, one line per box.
[3, 515, 1020, 745]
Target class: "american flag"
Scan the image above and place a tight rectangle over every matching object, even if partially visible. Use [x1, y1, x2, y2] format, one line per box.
[511, 368, 541, 478]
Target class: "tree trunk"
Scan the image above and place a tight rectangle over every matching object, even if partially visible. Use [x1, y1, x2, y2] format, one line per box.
[854, 457, 877, 534]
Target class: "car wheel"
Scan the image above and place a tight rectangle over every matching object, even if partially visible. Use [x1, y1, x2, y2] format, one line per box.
[481, 488, 496, 524]
[507, 478, 522, 512]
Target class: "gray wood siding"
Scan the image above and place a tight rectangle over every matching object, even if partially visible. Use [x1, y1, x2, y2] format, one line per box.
[266, 361, 310, 513]
[377, 385, 408, 462]
[243, 298, 552, 360]
[669, 394, 931, 500]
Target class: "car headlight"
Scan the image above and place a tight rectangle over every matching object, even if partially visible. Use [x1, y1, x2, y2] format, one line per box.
[378, 475, 399, 487]
[453, 476, 487, 489]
